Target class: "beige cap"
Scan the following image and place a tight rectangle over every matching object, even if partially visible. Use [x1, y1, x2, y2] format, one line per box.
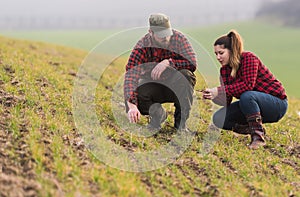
[149, 13, 173, 38]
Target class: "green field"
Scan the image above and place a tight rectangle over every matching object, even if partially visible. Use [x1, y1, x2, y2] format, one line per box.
[0, 21, 299, 196]
[1, 21, 299, 98]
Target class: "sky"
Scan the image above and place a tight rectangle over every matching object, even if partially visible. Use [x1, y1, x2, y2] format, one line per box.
[0, 0, 264, 29]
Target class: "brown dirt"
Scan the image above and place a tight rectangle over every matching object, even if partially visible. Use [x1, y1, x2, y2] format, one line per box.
[0, 88, 41, 197]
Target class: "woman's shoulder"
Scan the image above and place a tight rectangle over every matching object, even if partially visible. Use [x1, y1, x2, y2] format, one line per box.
[242, 51, 258, 58]
[241, 51, 262, 63]
[241, 51, 264, 67]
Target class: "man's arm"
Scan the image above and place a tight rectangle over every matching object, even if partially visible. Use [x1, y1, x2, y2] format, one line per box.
[127, 101, 141, 123]
[150, 59, 170, 80]
[169, 33, 197, 72]
[124, 48, 145, 105]
[124, 41, 148, 123]
[124, 50, 142, 123]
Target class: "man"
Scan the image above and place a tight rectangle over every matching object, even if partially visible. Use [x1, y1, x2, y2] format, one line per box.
[124, 13, 197, 131]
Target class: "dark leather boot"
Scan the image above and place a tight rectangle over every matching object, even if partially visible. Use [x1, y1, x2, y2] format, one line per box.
[147, 103, 167, 130]
[247, 113, 266, 149]
[174, 107, 189, 131]
[249, 130, 266, 149]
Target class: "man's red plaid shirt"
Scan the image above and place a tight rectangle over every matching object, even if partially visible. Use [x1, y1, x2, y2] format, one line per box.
[124, 30, 197, 105]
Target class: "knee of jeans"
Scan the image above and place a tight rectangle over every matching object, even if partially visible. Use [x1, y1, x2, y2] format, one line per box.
[239, 91, 255, 104]
[212, 112, 224, 129]
[240, 91, 253, 99]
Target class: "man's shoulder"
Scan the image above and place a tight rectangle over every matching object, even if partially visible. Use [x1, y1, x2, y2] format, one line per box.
[134, 33, 152, 48]
[172, 29, 187, 38]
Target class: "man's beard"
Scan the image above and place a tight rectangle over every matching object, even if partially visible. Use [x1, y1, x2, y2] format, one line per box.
[152, 37, 170, 49]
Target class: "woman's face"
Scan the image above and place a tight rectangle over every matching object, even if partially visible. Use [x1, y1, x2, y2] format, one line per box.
[214, 45, 230, 66]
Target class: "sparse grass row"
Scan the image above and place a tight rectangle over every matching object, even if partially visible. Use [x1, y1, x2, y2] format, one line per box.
[0, 36, 150, 196]
[0, 36, 299, 196]
[95, 53, 300, 196]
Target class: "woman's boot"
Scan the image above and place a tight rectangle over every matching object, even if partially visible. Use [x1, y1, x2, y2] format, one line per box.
[247, 113, 266, 149]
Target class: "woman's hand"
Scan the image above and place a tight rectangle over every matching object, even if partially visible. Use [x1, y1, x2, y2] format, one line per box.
[202, 87, 218, 100]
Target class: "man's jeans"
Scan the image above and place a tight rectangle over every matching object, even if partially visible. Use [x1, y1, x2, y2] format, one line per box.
[135, 69, 196, 129]
[213, 91, 288, 130]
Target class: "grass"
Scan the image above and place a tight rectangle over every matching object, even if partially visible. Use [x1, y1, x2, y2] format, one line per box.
[0, 21, 299, 196]
[1, 20, 299, 98]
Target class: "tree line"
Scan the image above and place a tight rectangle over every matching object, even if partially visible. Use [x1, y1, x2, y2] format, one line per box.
[256, 0, 300, 27]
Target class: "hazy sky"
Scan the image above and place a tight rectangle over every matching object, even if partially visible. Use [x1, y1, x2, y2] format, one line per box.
[0, 0, 263, 28]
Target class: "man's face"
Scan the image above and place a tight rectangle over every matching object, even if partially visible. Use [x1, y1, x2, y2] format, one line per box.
[151, 31, 171, 48]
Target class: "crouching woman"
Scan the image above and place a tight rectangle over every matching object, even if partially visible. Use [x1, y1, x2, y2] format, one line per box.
[203, 30, 288, 149]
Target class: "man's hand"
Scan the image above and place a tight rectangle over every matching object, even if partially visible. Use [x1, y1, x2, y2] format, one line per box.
[151, 59, 169, 80]
[127, 102, 141, 123]
[202, 87, 218, 100]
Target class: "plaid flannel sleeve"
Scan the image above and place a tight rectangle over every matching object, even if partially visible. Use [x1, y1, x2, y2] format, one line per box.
[169, 34, 197, 72]
[223, 54, 259, 98]
[124, 48, 145, 105]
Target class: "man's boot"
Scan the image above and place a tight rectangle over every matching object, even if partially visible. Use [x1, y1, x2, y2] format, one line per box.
[247, 113, 266, 149]
[174, 107, 189, 131]
[147, 103, 167, 130]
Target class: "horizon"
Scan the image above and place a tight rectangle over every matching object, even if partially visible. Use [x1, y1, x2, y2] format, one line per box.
[0, 0, 263, 29]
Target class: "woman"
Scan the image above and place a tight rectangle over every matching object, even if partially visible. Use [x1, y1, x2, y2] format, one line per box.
[203, 30, 288, 149]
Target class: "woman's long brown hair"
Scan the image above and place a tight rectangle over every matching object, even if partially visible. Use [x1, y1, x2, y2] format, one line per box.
[214, 30, 244, 78]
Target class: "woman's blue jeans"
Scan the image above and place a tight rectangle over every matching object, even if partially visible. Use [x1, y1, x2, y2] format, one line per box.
[213, 91, 288, 130]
